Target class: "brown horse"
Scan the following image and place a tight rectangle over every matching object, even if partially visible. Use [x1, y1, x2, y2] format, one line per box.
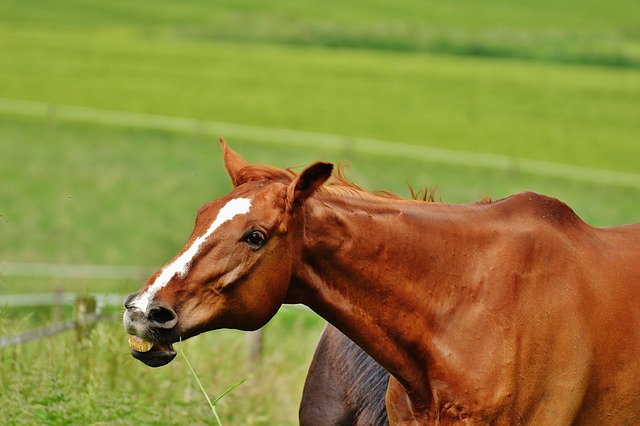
[124, 139, 640, 424]
[300, 323, 389, 425]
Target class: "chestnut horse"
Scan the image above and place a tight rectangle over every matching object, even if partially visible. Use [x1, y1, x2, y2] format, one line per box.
[124, 140, 640, 425]
[300, 323, 389, 425]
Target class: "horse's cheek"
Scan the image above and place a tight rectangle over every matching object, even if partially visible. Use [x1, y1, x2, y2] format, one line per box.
[261, 249, 292, 297]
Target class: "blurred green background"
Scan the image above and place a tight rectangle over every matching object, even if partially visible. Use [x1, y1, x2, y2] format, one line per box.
[1, 0, 639, 424]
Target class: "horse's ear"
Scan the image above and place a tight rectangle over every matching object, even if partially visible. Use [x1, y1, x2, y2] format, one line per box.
[287, 162, 333, 205]
[219, 137, 250, 187]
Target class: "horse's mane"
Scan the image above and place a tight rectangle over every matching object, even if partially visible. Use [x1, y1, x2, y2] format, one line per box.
[323, 163, 404, 202]
[239, 162, 442, 203]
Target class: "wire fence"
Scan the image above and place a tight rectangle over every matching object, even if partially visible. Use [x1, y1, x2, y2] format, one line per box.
[0, 312, 119, 348]
[1, 97, 639, 188]
[1, 291, 128, 312]
[0, 290, 314, 363]
[0, 261, 155, 280]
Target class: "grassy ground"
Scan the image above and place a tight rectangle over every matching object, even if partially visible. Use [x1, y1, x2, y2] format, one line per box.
[1, 0, 639, 424]
[0, 307, 325, 425]
[2, 0, 639, 66]
[0, 1, 639, 172]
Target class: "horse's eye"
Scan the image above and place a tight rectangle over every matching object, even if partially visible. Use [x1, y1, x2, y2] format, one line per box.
[243, 230, 266, 248]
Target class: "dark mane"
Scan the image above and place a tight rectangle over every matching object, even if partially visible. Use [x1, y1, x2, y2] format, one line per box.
[407, 184, 441, 203]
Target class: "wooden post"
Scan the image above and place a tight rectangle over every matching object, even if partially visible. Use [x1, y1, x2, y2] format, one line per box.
[246, 329, 264, 367]
[74, 294, 96, 344]
[52, 286, 64, 323]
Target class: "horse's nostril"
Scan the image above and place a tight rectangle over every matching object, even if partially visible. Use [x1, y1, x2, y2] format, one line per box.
[147, 305, 178, 328]
[124, 293, 137, 309]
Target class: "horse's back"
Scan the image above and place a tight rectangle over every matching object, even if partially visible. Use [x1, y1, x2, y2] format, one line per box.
[505, 203, 640, 423]
[429, 194, 640, 423]
[300, 324, 389, 426]
[571, 223, 640, 423]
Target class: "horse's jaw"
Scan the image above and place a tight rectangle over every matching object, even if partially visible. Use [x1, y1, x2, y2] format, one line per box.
[128, 335, 177, 367]
[124, 308, 179, 368]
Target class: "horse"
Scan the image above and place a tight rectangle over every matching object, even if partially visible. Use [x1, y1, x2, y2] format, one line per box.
[300, 323, 389, 425]
[300, 182, 438, 426]
[124, 139, 640, 424]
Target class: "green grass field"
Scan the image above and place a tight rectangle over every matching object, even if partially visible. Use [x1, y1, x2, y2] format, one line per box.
[1, 1, 639, 172]
[1, 0, 639, 424]
[0, 307, 325, 425]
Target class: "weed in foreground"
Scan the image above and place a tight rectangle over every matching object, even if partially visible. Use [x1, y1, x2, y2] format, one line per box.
[178, 339, 252, 426]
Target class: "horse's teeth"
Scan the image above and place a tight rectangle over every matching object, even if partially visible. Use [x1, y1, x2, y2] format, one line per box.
[129, 335, 153, 353]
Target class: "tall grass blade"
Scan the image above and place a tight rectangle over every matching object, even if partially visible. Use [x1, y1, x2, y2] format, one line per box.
[211, 375, 253, 406]
[178, 339, 251, 426]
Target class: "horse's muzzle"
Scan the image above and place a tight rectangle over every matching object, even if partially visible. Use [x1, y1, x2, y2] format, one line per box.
[123, 293, 179, 367]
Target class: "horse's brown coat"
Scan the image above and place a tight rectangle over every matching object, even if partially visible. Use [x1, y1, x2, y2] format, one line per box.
[124, 141, 640, 425]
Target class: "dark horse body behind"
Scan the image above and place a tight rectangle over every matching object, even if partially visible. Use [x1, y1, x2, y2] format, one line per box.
[300, 323, 389, 426]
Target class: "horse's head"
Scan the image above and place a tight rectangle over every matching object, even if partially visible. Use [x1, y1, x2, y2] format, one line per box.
[123, 139, 332, 367]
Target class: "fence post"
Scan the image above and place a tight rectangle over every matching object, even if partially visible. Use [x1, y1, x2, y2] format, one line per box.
[74, 294, 96, 344]
[52, 286, 64, 323]
[246, 329, 263, 367]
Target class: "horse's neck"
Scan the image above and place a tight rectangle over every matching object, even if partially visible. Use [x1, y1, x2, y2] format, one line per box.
[293, 196, 492, 395]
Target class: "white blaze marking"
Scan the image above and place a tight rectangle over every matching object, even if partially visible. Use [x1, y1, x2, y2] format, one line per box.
[132, 197, 252, 313]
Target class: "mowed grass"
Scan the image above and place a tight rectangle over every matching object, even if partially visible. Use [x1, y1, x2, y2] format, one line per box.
[0, 33, 638, 174]
[1, 0, 639, 66]
[0, 0, 639, 173]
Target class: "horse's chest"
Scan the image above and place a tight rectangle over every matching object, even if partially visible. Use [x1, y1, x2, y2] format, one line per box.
[387, 374, 515, 425]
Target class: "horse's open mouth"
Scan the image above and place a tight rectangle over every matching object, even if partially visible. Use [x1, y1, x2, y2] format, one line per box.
[128, 335, 176, 367]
